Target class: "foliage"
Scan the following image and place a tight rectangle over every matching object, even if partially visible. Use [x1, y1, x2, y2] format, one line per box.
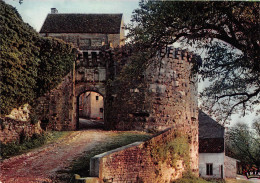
[35, 38, 76, 97]
[225, 121, 260, 168]
[128, 1, 260, 123]
[0, 131, 72, 159]
[0, 0, 76, 115]
[151, 133, 190, 169]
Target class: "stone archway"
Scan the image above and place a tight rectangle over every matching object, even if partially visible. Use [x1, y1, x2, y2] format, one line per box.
[75, 83, 106, 129]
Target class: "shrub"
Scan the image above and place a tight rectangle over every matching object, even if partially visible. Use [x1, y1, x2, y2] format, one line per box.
[0, 131, 71, 159]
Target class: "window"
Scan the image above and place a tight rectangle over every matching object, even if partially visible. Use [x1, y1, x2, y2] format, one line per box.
[91, 52, 97, 66]
[100, 108, 103, 113]
[96, 96, 99, 101]
[206, 163, 213, 175]
[83, 52, 88, 63]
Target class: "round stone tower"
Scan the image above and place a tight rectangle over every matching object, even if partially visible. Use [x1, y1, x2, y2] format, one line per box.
[105, 46, 199, 173]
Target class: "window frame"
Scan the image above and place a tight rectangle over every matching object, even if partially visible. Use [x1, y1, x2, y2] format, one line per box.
[206, 163, 213, 176]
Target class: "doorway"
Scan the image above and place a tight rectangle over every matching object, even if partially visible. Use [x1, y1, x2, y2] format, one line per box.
[77, 91, 104, 129]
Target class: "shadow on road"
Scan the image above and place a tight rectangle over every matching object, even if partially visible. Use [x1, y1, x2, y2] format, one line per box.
[79, 118, 104, 130]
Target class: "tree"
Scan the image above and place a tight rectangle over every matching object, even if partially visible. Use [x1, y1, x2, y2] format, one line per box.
[0, 1, 76, 115]
[127, 1, 260, 122]
[225, 121, 260, 168]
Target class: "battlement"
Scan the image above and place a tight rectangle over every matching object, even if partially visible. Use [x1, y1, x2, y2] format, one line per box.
[76, 45, 201, 71]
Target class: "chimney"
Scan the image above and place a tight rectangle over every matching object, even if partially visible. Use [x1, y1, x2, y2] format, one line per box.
[51, 8, 58, 14]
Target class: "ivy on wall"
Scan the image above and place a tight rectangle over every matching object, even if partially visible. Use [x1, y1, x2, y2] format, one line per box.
[0, 1, 76, 115]
[150, 133, 190, 169]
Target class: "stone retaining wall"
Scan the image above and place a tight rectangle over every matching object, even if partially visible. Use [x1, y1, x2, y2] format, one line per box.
[0, 117, 42, 144]
[90, 127, 197, 183]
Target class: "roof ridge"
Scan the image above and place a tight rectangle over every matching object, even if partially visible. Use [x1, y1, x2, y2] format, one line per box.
[40, 13, 123, 34]
[47, 13, 123, 15]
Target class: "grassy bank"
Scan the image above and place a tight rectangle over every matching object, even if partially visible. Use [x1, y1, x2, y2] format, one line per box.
[0, 131, 72, 159]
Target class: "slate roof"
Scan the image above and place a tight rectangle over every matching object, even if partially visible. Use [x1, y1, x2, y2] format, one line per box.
[199, 110, 225, 153]
[40, 13, 123, 34]
[199, 110, 225, 139]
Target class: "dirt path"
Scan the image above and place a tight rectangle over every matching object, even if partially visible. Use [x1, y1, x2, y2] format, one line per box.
[0, 130, 118, 183]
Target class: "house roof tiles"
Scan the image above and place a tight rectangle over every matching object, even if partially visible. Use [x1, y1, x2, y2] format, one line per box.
[40, 13, 123, 34]
[199, 110, 225, 139]
[199, 110, 225, 153]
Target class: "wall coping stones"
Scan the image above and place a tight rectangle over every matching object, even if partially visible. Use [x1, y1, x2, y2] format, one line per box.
[89, 141, 143, 177]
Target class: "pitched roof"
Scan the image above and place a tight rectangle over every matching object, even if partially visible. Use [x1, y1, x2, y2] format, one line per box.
[199, 110, 225, 139]
[40, 13, 123, 34]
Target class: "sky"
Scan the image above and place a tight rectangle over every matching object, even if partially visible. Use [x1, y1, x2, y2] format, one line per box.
[5, 0, 140, 32]
[4, 0, 258, 127]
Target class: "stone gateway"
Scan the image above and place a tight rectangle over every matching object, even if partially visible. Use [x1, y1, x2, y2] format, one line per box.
[36, 10, 200, 182]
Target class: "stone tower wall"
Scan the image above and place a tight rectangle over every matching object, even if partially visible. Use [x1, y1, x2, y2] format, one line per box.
[104, 46, 199, 176]
[106, 46, 198, 132]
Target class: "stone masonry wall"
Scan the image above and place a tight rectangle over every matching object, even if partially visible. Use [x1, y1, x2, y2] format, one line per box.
[90, 128, 194, 183]
[0, 117, 43, 144]
[105, 46, 199, 174]
[35, 66, 76, 131]
[106, 47, 198, 132]
[34, 50, 110, 131]
[0, 104, 43, 143]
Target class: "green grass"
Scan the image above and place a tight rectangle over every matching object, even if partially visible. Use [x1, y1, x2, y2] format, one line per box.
[0, 131, 72, 159]
[172, 171, 210, 183]
[225, 179, 251, 183]
[59, 131, 152, 180]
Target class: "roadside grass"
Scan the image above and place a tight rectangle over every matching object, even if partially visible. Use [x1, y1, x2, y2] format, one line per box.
[174, 176, 252, 183]
[59, 131, 152, 180]
[0, 131, 72, 159]
[225, 179, 252, 183]
[172, 172, 210, 183]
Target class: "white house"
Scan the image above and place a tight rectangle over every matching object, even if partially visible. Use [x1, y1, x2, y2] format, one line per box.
[199, 111, 238, 179]
[199, 110, 226, 178]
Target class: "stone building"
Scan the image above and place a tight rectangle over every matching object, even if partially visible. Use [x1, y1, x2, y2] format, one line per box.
[40, 8, 125, 49]
[79, 92, 104, 119]
[38, 9, 125, 130]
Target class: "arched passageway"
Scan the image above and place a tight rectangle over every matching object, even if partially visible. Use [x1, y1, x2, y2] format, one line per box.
[76, 91, 104, 129]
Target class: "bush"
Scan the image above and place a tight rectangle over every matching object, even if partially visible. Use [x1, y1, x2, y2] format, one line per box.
[0, 133, 46, 159]
[0, 131, 71, 159]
